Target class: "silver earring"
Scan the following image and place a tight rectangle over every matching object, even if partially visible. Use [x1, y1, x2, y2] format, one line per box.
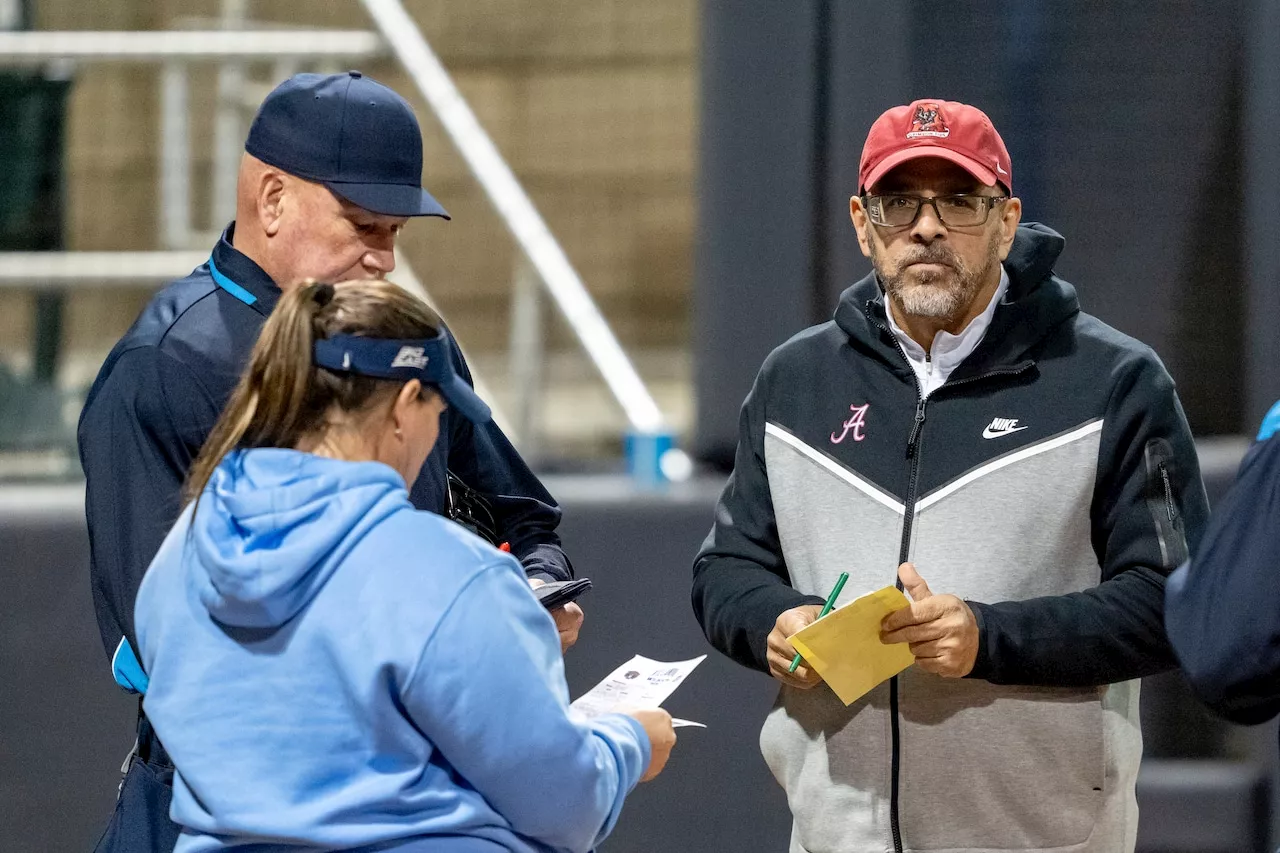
[395, 427, 402, 437]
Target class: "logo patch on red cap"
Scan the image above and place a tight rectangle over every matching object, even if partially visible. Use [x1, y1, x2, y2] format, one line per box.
[906, 103, 950, 139]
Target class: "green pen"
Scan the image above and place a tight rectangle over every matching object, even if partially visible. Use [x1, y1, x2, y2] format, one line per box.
[788, 571, 849, 673]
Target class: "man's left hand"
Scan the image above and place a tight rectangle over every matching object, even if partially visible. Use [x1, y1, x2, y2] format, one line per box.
[528, 579, 585, 653]
[879, 562, 978, 678]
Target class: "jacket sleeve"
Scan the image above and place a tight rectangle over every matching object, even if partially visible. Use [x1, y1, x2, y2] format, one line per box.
[1165, 433, 1280, 724]
[440, 329, 573, 583]
[402, 558, 648, 853]
[967, 350, 1209, 686]
[77, 346, 221, 663]
[691, 367, 825, 673]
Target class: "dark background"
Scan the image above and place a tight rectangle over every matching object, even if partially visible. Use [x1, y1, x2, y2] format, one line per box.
[694, 0, 1280, 467]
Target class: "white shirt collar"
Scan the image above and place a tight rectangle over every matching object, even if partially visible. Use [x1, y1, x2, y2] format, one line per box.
[883, 265, 1011, 397]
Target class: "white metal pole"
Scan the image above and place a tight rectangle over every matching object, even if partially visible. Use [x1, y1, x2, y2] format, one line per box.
[390, 248, 514, 437]
[357, 0, 665, 434]
[212, 0, 249, 230]
[0, 31, 387, 61]
[0, 252, 209, 285]
[508, 258, 544, 457]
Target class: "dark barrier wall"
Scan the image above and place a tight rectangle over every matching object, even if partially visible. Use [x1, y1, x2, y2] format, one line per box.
[696, 0, 1280, 463]
[0, 496, 137, 853]
[556, 481, 793, 851]
[0, 482, 793, 853]
[2, 453, 1277, 851]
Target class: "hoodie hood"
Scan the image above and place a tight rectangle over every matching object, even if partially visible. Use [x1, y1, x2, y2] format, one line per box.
[190, 448, 408, 628]
[833, 222, 1079, 371]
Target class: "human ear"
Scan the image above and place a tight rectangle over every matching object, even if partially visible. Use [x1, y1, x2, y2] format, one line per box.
[850, 195, 873, 260]
[259, 172, 287, 237]
[997, 196, 1023, 260]
[390, 380, 423, 437]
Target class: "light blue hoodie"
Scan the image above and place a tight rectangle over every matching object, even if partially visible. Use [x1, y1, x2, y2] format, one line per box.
[135, 448, 649, 853]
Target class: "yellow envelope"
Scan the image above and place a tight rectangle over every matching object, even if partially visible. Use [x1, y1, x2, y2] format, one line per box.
[787, 585, 916, 705]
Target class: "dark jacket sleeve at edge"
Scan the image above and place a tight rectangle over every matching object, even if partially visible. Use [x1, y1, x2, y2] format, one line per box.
[691, 366, 825, 673]
[1165, 433, 1280, 724]
[967, 350, 1210, 686]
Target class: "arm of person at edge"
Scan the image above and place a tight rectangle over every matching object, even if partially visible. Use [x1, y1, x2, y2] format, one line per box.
[402, 557, 656, 853]
[1165, 430, 1280, 724]
[429, 326, 584, 651]
[880, 351, 1211, 686]
[78, 346, 222, 667]
[690, 364, 827, 689]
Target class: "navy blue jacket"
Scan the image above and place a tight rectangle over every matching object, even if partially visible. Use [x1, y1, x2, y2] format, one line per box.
[78, 228, 571, 665]
[1165, 414, 1280, 725]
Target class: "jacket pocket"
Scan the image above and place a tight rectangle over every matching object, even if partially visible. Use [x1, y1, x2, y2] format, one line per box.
[1143, 438, 1190, 570]
[897, 672, 1105, 850]
[763, 684, 896, 853]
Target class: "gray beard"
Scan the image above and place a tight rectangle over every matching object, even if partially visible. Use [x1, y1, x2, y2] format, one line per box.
[874, 235, 1001, 324]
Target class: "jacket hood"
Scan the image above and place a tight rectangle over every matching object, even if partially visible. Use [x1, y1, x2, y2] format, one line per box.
[833, 222, 1078, 370]
[189, 448, 407, 628]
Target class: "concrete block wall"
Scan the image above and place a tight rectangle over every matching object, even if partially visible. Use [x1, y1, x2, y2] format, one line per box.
[6, 0, 697, 409]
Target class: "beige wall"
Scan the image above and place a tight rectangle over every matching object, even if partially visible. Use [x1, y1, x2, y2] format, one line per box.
[16, 0, 696, 392]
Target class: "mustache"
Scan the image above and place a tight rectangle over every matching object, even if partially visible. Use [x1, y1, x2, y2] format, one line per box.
[898, 246, 958, 269]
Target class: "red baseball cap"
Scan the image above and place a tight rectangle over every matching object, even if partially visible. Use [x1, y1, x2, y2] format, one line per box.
[859, 99, 1012, 195]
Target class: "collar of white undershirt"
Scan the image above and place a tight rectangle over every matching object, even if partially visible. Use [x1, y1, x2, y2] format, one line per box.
[883, 264, 1010, 387]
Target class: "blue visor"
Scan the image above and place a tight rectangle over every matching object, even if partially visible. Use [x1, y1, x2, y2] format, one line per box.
[313, 329, 491, 424]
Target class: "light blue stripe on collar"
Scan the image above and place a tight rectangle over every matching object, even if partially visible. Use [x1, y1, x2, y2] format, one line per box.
[111, 636, 149, 695]
[208, 254, 258, 306]
[1258, 401, 1280, 442]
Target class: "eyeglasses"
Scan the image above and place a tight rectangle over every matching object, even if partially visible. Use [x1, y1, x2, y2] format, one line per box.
[863, 194, 1007, 228]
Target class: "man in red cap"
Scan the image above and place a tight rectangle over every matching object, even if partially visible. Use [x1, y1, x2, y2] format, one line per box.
[692, 99, 1208, 852]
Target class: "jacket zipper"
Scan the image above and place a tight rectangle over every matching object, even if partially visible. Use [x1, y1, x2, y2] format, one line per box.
[870, 319, 922, 853]
[871, 309, 1031, 853]
[891, 391, 926, 853]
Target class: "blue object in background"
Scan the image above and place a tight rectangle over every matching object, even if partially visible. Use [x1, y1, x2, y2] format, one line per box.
[625, 429, 676, 488]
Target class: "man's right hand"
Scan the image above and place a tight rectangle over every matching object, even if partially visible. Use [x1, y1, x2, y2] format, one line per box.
[627, 708, 677, 782]
[766, 604, 825, 688]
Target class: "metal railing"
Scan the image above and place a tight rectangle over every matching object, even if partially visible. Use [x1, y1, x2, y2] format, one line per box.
[0, 4, 673, 461]
[0, 251, 209, 285]
[0, 29, 385, 61]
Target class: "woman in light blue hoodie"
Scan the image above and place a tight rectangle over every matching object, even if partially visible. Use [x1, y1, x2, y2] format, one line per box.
[134, 280, 675, 853]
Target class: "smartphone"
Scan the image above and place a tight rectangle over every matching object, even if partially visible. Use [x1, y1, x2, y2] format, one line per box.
[534, 578, 593, 611]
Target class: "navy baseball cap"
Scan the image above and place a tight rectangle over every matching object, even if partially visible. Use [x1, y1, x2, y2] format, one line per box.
[245, 71, 449, 219]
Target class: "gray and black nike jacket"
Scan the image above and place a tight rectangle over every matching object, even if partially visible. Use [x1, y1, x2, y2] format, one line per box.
[691, 223, 1209, 853]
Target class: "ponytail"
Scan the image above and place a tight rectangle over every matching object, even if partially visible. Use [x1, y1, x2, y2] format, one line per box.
[183, 279, 443, 506]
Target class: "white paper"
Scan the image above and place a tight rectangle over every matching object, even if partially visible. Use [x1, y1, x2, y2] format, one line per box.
[570, 654, 706, 721]
[670, 718, 707, 728]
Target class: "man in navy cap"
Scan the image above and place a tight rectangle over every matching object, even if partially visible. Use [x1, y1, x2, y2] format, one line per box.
[79, 72, 582, 853]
